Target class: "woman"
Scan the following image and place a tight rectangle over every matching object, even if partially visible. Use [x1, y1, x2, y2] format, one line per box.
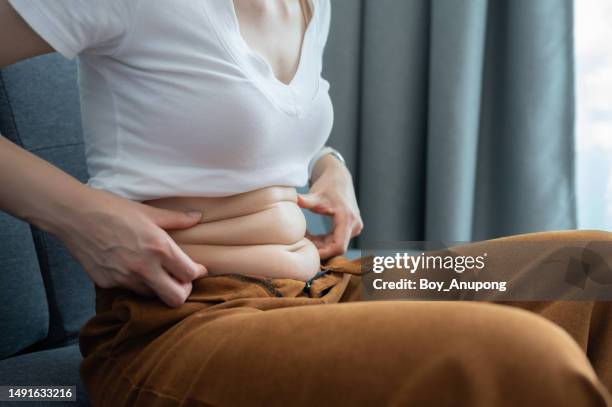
[1, 0, 611, 406]
[0, 0, 362, 306]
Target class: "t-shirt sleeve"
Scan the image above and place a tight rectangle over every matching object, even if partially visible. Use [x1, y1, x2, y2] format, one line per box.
[7, 0, 133, 59]
[317, 0, 331, 53]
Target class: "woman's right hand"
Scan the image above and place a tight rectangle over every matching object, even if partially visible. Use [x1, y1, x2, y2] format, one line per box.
[54, 188, 208, 308]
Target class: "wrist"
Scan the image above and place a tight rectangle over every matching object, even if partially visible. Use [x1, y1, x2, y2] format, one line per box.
[32, 183, 105, 237]
[310, 153, 351, 185]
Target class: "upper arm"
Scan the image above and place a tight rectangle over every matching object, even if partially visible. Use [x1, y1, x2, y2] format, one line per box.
[0, 0, 133, 68]
[0, 0, 53, 68]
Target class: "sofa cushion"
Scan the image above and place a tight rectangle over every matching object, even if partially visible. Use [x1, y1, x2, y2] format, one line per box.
[0, 212, 48, 359]
[0, 344, 89, 406]
[0, 54, 95, 347]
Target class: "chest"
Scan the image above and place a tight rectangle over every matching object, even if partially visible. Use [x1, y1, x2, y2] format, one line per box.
[81, 0, 331, 143]
[78, 0, 332, 181]
[232, 0, 311, 86]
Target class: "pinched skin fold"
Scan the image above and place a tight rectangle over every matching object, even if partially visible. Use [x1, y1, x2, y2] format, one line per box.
[143, 186, 321, 281]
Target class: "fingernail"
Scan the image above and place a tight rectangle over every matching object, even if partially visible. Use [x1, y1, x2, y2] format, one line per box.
[187, 210, 202, 218]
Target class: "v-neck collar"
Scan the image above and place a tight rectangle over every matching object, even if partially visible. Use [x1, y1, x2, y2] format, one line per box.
[202, 0, 321, 117]
[227, 0, 315, 88]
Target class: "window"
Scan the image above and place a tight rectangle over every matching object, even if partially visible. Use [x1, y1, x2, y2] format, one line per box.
[575, 0, 612, 229]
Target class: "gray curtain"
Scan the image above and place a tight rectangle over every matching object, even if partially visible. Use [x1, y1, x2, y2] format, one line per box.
[322, 0, 576, 245]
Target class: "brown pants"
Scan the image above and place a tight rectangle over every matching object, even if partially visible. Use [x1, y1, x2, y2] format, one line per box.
[79, 230, 612, 406]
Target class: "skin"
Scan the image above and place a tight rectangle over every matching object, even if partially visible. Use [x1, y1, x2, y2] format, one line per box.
[144, 186, 321, 281]
[233, 0, 312, 85]
[0, 0, 363, 307]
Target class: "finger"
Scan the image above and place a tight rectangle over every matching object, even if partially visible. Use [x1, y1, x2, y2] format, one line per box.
[305, 208, 353, 259]
[304, 231, 326, 250]
[123, 277, 156, 297]
[317, 234, 343, 260]
[112, 272, 156, 297]
[351, 219, 364, 237]
[305, 230, 335, 258]
[162, 237, 207, 283]
[141, 205, 203, 230]
[331, 210, 352, 251]
[296, 193, 318, 209]
[319, 212, 352, 259]
[304, 230, 320, 243]
[297, 193, 335, 216]
[144, 266, 193, 308]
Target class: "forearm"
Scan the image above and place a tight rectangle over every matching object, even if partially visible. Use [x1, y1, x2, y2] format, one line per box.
[0, 134, 94, 235]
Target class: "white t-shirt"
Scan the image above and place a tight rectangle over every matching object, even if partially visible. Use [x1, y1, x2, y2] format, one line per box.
[9, 0, 334, 201]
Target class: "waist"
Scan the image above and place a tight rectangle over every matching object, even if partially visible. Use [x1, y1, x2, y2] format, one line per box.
[142, 185, 300, 225]
[86, 164, 312, 201]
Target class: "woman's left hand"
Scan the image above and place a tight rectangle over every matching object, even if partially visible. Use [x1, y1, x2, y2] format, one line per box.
[297, 154, 364, 260]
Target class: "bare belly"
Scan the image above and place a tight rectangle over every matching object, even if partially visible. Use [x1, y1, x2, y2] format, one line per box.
[142, 186, 321, 281]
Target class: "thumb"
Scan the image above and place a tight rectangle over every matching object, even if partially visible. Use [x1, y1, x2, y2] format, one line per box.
[297, 192, 334, 215]
[296, 192, 320, 209]
[145, 207, 202, 230]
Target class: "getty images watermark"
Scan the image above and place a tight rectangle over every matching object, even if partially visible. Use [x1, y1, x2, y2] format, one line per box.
[359, 239, 612, 301]
[370, 251, 503, 293]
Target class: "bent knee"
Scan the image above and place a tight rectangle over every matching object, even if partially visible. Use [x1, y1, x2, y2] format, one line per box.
[469, 304, 583, 363]
[461, 304, 605, 403]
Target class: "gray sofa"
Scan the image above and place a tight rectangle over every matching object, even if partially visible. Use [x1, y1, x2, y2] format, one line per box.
[0, 53, 359, 407]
